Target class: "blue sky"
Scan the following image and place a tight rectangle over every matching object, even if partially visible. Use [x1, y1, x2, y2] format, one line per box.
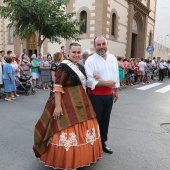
[154, 0, 170, 47]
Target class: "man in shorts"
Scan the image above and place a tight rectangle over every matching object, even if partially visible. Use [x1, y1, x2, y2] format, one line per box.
[138, 58, 146, 84]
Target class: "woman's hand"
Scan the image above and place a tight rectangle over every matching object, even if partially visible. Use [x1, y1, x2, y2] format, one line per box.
[53, 105, 63, 120]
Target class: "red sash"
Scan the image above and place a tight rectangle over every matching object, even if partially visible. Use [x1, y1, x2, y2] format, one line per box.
[88, 87, 113, 95]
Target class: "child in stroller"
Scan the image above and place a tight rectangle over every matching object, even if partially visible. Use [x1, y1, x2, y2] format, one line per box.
[16, 74, 36, 96]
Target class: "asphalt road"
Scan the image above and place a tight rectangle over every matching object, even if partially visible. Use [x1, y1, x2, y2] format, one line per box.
[1, 78, 170, 170]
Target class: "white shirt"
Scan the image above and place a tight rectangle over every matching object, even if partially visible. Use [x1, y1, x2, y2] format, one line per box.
[163, 62, 167, 68]
[1, 57, 6, 63]
[151, 60, 156, 68]
[85, 53, 120, 90]
[138, 61, 146, 71]
[159, 62, 167, 69]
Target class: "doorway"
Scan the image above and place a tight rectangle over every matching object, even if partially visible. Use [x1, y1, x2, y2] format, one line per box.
[131, 33, 137, 58]
[27, 33, 37, 57]
[28, 50, 37, 57]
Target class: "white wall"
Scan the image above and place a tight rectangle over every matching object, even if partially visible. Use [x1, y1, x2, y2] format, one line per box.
[46, 40, 66, 56]
[108, 0, 128, 56]
[108, 40, 126, 57]
[153, 47, 169, 60]
[141, 0, 147, 6]
[73, 0, 95, 11]
[108, 0, 128, 43]
[149, 0, 156, 19]
[46, 38, 94, 56]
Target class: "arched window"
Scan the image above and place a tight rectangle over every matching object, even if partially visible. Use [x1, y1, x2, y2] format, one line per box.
[132, 19, 138, 32]
[147, 0, 150, 8]
[111, 13, 116, 36]
[80, 11, 87, 33]
[10, 26, 13, 43]
[149, 32, 152, 46]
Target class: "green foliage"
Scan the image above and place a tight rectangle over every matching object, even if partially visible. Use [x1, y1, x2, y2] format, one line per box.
[0, 0, 84, 51]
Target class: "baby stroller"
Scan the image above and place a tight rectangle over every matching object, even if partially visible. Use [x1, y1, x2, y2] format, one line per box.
[16, 74, 36, 96]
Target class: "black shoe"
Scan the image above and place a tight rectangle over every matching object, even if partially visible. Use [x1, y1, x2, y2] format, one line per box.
[102, 145, 113, 154]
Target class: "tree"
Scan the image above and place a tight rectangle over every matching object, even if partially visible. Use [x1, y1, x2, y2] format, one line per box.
[0, 0, 83, 54]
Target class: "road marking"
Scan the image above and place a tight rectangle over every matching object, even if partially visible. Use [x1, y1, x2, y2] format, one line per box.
[155, 85, 170, 93]
[136, 83, 163, 90]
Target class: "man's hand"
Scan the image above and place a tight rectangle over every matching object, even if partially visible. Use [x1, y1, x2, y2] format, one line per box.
[114, 91, 119, 103]
[94, 74, 100, 81]
[105, 80, 115, 88]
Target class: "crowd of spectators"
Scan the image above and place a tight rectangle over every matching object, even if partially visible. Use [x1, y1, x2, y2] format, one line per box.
[0, 47, 66, 101]
[117, 56, 170, 90]
[0, 46, 170, 100]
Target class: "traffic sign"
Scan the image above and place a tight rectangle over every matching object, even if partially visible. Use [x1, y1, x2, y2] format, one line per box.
[146, 46, 154, 53]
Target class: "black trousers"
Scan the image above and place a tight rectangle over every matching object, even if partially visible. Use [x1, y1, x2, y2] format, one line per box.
[168, 70, 170, 78]
[159, 69, 165, 81]
[89, 94, 113, 146]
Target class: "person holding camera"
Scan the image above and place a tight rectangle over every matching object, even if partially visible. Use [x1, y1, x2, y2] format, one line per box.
[19, 53, 31, 76]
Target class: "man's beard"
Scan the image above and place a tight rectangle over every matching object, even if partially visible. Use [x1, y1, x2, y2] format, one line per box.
[96, 49, 107, 57]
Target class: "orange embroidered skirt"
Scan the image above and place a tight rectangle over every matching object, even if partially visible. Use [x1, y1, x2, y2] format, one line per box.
[40, 118, 102, 169]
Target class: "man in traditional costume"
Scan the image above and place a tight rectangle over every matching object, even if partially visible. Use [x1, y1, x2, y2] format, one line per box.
[33, 43, 102, 170]
[85, 36, 120, 154]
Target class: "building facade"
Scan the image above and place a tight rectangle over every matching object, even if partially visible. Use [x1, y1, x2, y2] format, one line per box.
[152, 41, 170, 61]
[1, 0, 161, 59]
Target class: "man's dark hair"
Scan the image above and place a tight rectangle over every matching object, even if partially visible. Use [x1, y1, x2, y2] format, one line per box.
[21, 53, 25, 59]
[7, 50, 12, 55]
[141, 58, 143, 61]
[153, 57, 155, 60]
[0, 50, 4, 53]
[61, 46, 64, 49]
[23, 49, 27, 53]
[94, 36, 98, 45]
[69, 43, 81, 50]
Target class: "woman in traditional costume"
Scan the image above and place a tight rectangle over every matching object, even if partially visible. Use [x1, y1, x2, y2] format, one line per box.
[33, 43, 102, 170]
